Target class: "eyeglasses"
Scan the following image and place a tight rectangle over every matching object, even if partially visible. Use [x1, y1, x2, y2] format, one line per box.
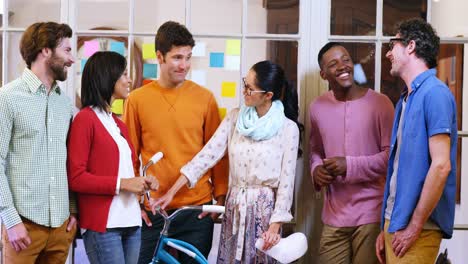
[388, 38, 406, 51]
[242, 77, 266, 96]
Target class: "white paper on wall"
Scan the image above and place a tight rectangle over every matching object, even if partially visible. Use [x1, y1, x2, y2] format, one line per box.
[192, 42, 206, 57]
[190, 69, 207, 86]
[225, 55, 240, 71]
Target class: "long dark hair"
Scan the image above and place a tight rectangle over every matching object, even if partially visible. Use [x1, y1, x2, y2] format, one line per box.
[81, 51, 127, 111]
[251, 60, 304, 157]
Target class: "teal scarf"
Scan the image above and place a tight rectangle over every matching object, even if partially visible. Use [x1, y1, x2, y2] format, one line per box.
[236, 100, 285, 141]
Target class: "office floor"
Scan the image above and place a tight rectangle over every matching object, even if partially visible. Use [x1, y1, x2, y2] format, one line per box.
[73, 224, 221, 264]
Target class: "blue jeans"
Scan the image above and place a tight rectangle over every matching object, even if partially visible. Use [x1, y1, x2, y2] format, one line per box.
[83, 226, 141, 264]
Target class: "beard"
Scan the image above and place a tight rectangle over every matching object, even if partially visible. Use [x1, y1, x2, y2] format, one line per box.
[46, 53, 68, 81]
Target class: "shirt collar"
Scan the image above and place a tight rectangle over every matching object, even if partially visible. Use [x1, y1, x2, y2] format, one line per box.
[22, 68, 61, 95]
[400, 68, 436, 99]
[411, 68, 436, 91]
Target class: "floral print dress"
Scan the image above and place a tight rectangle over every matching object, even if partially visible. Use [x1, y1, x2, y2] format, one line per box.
[181, 108, 299, 263]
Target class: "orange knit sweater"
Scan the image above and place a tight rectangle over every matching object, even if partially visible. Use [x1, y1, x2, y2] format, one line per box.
[123, 80, 228, 210]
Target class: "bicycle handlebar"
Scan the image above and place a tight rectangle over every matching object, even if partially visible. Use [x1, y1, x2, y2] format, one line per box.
[154, 205, 225, 236]
[142, 152, 164, 200]
[202, 205, 225, 214]
[149, 152, 164, 164]
[154, 205, 225, 221]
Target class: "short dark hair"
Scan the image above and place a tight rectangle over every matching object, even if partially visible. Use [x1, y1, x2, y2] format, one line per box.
[317, 42, 344, 69]
[155, 21, 195, 57]
[20, 22, 72, 68]
[396, 18, 440, 68]
[81, 51, 127, 111]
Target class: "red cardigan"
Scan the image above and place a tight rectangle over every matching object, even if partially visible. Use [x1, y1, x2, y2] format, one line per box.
[67, 107, 137, 232]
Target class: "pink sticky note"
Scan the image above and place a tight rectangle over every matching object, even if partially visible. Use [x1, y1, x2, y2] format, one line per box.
[84, 41, 100, 58]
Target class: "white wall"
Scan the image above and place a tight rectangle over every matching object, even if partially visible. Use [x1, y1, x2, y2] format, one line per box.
[0, 1, 270, 263]
[5, 0, 268, 109]
[431, 0, 468, 37]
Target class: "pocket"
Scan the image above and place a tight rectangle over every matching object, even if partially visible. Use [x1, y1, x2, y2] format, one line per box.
[62, 218, 77, 244]
[15, 112, 43, 138]
[405, 109, 422, 138]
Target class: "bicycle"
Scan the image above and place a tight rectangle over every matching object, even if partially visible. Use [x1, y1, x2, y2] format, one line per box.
[141, 152, 225, 264]
[148, 205, 225, 264]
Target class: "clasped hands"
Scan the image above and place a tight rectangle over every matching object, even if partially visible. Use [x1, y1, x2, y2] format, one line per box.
[313, 156, 347, 187]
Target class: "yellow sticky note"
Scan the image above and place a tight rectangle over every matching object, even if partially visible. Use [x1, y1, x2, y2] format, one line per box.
[142, 43, 156, 59]
[221, 82, 236, 98]
[226, 39, 241, 56]
[111, 99, 124, 115]
[219, 108, 227, 119]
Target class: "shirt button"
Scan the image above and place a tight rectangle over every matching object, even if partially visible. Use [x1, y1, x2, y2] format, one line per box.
[51, 195, 55, 199]
[50, 177, 55, 181]
[49, 138, 53, 142]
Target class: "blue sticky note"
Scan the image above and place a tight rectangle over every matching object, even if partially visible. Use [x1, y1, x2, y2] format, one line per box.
[210, 52, 224, 68]
[81, 59, 88, 72]
[143, 63, 157, 78]
[110, 41, 125, 56]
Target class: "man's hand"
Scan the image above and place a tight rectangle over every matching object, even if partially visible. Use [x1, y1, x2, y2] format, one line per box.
[323, 157, 347, 176]
[198, 196, 225, 221]
[67, 214, 78, 232]
[375, 231, 386, 264]
[141, 209, 152, 227]
[6, 223, 31, 252]
[391, 222, 422, 258]
[313, 165, 335, 187]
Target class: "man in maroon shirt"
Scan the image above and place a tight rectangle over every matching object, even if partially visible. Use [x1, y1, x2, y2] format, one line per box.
[309, 42, 394, 264]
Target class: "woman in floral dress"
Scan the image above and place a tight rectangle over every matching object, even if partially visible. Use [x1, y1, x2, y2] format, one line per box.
[151, 60, 302, 263]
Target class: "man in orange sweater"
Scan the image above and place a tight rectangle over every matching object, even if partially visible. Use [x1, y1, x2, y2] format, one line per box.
[123, 21, 228, 264]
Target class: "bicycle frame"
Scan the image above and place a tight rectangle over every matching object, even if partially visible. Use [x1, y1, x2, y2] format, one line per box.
[149, 205, 225, 264]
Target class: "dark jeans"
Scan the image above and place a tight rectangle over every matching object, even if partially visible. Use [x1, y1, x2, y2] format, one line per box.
[137, 206, 214, 264]
[83, 226, 141, 264]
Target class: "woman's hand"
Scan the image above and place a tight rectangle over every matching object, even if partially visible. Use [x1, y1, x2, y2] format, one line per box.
[149, 174, 190, 215]
[120, 177, 148, 195]
[120, 176, 159, 195]
[145, 175, 159, 191]
[150, 192, 175, 215]
[261, 222, 282, 251]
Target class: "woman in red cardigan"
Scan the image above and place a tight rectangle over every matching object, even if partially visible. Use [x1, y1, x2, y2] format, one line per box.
[67, 51, 158, 264]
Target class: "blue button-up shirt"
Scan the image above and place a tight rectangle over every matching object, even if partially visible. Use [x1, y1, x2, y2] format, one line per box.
[381, 69, 457, 238]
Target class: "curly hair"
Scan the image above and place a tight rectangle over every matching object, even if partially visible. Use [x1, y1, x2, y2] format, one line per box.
[20, 22, 72, 68]
[396, 18, 440, 68]
[155, 21, 195, 57]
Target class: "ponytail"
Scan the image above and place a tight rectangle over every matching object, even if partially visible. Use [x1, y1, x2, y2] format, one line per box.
[281, 79, 304, 158]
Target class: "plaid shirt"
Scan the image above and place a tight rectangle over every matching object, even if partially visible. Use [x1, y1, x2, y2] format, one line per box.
[0, 68, 75, 229]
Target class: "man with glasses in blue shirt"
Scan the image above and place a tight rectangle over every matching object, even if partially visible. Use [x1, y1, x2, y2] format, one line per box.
[375, 18, 457, 264]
